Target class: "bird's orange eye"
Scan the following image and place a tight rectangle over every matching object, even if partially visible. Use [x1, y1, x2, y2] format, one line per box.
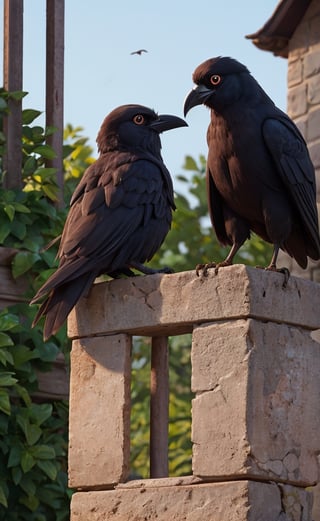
[210, 75, 221, 86]
[133, 114, 145, 125]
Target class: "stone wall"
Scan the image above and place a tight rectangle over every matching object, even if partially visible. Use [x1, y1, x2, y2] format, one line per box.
[68, 266, 320, 520]
[280, 0, 320, 280]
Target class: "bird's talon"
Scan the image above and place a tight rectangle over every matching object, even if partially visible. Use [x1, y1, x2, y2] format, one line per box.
[196, 262, 217, 277]
[264, 265, 290, 288]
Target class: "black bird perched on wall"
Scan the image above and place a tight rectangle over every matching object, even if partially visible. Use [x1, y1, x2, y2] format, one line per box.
[184, 56, 320, 278]
[31, 104, 187, 340]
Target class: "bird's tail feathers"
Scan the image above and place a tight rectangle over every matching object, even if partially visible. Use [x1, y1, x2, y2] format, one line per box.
[30, 256, 93, 305]
[32, 273, 95, 341]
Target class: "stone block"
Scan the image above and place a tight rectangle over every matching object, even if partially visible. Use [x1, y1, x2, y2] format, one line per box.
[287, 58, 302, 87]
[70, 479, 312, 521]
[307, 107, 320, 141]
[287, 83, 307, 119]
[293, 116, 307, 139]
[308, 75, 320, 105]
[68, 265, 320, 339]
[304, 50, 320, 78]
[191, 319, 320, 485]
[68, 335, 131, 489]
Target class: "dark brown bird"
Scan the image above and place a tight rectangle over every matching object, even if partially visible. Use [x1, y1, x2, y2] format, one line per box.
[130, 49, 148, 55]
[31, 104, 187, 340]
[184, 56, 320, 277]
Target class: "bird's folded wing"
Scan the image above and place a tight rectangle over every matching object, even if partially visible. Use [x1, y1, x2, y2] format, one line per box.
[33, 158, 170, 301]
[262, 118, 320, 258]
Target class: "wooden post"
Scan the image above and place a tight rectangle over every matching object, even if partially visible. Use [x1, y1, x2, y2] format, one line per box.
[3, 0, 23, 189]
[150, 336, 169, 478]
[46, 0, 65, 207]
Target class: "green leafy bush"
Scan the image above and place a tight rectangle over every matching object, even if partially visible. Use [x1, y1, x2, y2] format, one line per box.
[0, 88, 94, 520]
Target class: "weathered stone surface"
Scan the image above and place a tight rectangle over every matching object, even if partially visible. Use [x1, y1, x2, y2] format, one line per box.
[192, 320, 320, 485]
[307, 107, 320, 141]
[70, 479, 312, 521]
[304, 49, 320, 78]
[287, 83, 307, 118]
[68, 265, 320, 339]
[68, 335, 131, 489]
[287, 58, 302, 87]
[308, 75, 320, 105]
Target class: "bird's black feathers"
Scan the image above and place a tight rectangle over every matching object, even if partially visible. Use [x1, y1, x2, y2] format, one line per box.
[184, 56, 320, 272]
[31, 104, 187, 340]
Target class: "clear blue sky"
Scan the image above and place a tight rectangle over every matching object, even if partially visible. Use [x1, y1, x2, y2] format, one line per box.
[0, 0, 287, 189]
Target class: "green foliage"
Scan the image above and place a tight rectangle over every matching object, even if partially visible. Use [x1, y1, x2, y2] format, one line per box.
[0, 88, 94, 520]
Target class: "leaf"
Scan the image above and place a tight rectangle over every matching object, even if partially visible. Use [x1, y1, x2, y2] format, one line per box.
[20, 492, 39, 511]
[0, 220, 11, 243]
[31, 444, 55, 460]
[3, 204, 15, 221]
[11, 250, 41, 278]
[183, 155, 200, 172]
[23, 155, 38, 176]
[14, 384, 32, 407]
[41, 183, 59, 201]
[0, 97, 7, 110]
[8, 445, 21, 468]
[11, 344, 38, 366]
[0, 372, 18, 386]
[33, 167, 58, 180]
[0, 484, 8, 507]
[0, 312, 19, 331]
[10, 220, 26, 240]
[33, 144, 56, 160]
[0, 389, 10, 415]
[36, 460, 58, 480]
[0, 332, 14, 348]
[17, 414, 42, 445]
[19, 474, 36, 496]
[11, 466, 22, 485]
[22, 108, 42, 124]
[8, 90, 27, 101]
[30, 403, 52, 426]
[13, 202, 31, 214]
[21, 450, 35, 472]
[0, 348, 14, 365]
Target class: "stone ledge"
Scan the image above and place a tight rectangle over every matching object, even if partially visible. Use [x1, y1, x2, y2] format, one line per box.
[68, 264, 320, 339]
[70, 480, 312, 521]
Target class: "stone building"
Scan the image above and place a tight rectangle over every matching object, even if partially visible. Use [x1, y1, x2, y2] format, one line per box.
[247, 0, 320, 281]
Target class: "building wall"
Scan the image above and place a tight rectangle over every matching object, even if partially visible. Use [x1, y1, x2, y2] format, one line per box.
[279, 0, 320, 281]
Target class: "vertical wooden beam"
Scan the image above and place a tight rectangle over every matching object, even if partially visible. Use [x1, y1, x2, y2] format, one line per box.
[3, 0, 23, 189]
[46, 0, 65, 207]
[150, 336, 169, 478]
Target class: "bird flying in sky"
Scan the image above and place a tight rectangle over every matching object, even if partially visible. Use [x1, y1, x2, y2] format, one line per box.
[184, 56, 320, 278]
[130, 49, 148, 55]
[31, 104, 187, 340]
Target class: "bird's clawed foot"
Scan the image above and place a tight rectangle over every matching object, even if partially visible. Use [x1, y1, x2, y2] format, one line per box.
[196, 260, 231, 277]
[266, 265, 290, 288]
[256, 264, 290, 288]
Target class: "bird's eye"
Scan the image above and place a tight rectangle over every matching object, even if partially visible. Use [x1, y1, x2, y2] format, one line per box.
[133, 114, 145, 125]
[210, 75, 221, 86]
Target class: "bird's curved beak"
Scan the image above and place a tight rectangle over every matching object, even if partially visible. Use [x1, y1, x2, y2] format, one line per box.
[150, 114, 188, 133]
[183, 85, 212, 116]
